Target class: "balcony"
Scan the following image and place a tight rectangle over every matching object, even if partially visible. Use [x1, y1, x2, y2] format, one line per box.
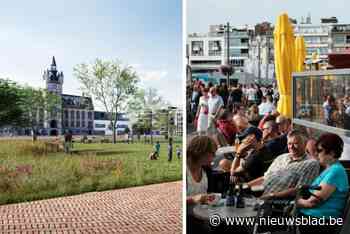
[208, 51, 222, 56]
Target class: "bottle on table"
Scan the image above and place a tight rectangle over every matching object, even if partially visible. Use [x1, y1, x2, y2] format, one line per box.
[236, 183, 245, 208]
[226, 183, 236, 207]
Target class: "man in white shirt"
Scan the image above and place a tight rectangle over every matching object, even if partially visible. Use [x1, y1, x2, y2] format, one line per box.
[207, 87, 224, 132]
[247, 84, 257, 106]
[258, 95, 276, 116]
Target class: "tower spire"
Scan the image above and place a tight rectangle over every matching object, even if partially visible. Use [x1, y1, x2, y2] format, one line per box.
[51, 56, 56, 67]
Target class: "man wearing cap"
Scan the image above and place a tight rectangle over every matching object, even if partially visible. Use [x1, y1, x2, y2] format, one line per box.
[230, 126, 265, 182]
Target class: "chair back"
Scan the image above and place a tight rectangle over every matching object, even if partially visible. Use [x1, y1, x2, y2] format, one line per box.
[339, 192, 350, 234]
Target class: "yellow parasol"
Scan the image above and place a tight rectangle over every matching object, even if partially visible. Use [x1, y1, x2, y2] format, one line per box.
[274, 13, 295, 118]
[295, 36, 306, 72]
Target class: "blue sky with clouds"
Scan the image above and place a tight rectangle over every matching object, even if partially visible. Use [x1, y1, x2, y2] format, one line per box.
[0, 0, 182, 109]
[187, 0, 350, 33]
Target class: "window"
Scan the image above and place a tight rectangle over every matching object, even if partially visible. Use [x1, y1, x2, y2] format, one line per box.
[229, 38, 241, 46]
[230, 59, 244, 67]
[334, 35, 345, 44]
[241, 38, 249, 43]
[306, 47, 320, 54]
[294, 74, 350, 130]
[88, 112, 93, 120]
[76, 111, 80, 119]
[320, 37, 328, 43]
[64, 110, 68, 119]
[70, 121, 74, 127]
[117, 124, 129, 128]
[70, 110, 75, 120]
[229, 48, 241, 57]
[95, 123, 106, 128]
[82, 111, 85, 121]
[346, 36, 350, 44]
[76, 121, 80, 128]
[191, 60, 221, 65]
[82, 121, 85, 128]
[208, 41, 222, 56]
[241, 49, 249, 56]
[191, 41, 204, 56]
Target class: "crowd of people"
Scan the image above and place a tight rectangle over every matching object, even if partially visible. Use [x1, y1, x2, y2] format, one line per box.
[186, 79, 349, 233]
[322, 94, 350, 129]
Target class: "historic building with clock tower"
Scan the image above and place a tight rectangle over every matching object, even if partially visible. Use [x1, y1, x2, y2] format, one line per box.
[43, 56, 64, 136]
[42, 57, 94, 136]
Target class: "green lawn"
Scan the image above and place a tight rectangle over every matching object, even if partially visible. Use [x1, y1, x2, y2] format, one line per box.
[0, 139, 182, 205]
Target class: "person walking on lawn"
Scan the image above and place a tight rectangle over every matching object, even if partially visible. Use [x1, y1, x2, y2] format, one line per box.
[154, 141, 161, 158]
[64, 130, 73, 154]
[168, 138, 173, 162]
[176, 145, 181, 159]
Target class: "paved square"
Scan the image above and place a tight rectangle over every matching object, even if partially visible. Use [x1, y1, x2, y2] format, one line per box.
[0, 181, 182, 233]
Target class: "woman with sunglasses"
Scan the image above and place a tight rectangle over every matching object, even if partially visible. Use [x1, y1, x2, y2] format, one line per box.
[297, 133, 349, 233]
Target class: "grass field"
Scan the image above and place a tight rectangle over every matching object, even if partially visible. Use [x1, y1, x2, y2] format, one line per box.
[0, 139, 182, 205]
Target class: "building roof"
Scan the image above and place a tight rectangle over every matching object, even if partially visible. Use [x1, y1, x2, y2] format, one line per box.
[61, 94, 94, 110]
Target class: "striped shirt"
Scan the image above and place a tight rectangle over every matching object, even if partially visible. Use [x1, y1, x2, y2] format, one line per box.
[263, 153, 320, 194]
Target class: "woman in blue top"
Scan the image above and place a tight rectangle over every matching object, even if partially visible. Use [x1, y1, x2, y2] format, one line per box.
[298, 133, 349, 234]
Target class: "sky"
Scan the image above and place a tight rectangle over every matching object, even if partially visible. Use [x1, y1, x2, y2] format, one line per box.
[0, 0, 182, 110]
[187, 0, 350, 33]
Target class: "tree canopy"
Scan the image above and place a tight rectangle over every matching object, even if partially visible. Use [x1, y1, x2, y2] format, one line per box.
[0, 79, 24, 127]
[74, 59, 139, 143]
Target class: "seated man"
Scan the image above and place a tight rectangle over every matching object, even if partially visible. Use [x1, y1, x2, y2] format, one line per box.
[262, 120, 288, 160]
[248, 130, 320, 199]
[213, 115, 250, 171]
[305, 138, 318, 160]
[230, 126, 265, 182]
[233, 115, 250, 134]
[229, 122, 287, 182]
[276, 115, 292, 135]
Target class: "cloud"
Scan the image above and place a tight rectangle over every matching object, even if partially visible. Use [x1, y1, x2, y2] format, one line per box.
[139, 70, 168, 82]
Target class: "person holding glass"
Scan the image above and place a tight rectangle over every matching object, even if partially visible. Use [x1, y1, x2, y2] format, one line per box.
[298, 133, 349, 233]
[186, 135, 218, 233]
[187, 135, 217, 204]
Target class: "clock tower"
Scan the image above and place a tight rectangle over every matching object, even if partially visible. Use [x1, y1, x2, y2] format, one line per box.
[43, 56, 64, 94]
[43, 56, 64, 135]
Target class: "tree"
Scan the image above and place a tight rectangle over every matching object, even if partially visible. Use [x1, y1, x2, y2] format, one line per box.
[74, 59, 139, 143]
[0, 79, 24, 127]
[127, 87, 169, 144]
[20, 87, 61, 141]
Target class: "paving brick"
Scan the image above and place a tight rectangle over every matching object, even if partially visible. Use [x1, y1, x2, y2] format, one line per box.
[0, 182, 182, 233]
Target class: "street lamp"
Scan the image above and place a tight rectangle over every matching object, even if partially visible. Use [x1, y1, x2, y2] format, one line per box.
[256, 35, 262, 85]
[226, 22, 231, 87]
[219, 22, 234, 87]
[265, 35, 270, 84]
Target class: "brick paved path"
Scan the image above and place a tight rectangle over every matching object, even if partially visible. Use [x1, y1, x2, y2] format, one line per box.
[0, 181, 182, 234]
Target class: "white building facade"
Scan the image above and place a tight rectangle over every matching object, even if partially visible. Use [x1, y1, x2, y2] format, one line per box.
[93, 111, 129, 135]
[187, 25, 252, 75]
[174, 109, 183, 136]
